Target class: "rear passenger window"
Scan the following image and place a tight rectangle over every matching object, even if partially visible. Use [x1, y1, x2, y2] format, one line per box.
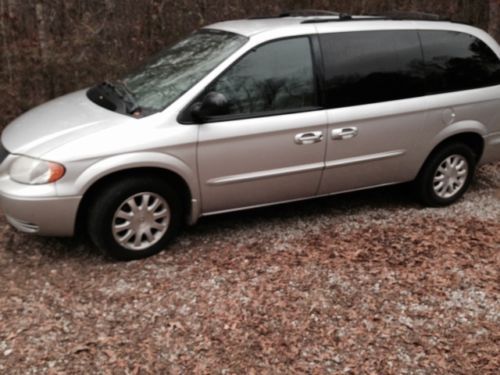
[420, 30, 500, 94]
[319, 31, 426, 108]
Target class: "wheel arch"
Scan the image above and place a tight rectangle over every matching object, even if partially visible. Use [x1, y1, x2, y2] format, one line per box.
[71, 153, 201, 236]
[417, 130, 485, 179]
[75, 167, 198, 237]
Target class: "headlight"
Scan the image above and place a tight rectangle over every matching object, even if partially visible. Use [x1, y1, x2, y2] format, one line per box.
[9, 156, 65, 185]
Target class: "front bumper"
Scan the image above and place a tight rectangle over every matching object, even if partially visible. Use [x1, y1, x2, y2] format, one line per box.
[0, 176, 81, 237]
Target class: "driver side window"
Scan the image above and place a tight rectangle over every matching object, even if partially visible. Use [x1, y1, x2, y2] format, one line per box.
[207, 37, 317, 117]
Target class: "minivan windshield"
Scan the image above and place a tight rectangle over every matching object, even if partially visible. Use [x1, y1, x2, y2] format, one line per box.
[88, 29, 247, 116]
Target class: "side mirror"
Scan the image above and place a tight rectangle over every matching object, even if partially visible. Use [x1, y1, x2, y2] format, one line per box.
[191, 91, 229, 123]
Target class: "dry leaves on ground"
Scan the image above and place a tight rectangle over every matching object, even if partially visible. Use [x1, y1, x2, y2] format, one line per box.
[0, 164, 499, 374]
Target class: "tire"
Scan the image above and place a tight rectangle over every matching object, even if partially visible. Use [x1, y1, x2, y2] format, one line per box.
[415, 143, 476, 207]
[87, 176, 183, 261]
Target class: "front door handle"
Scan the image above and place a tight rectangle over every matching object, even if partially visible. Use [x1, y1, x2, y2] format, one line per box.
[331, 127, 358, 140]
[295, 131, 324, 145]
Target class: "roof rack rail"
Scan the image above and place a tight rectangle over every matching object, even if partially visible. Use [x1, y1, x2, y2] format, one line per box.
[278, 9, 340, 17]
[249, 9, 347, 20]
[250, 9, 455, 24]
[370, 11, 449, 21]
[301, 16, 370, 24]
[302, 11, 453, 24]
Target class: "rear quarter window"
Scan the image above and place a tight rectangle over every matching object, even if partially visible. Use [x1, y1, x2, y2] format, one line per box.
[420, 30, 500, 94]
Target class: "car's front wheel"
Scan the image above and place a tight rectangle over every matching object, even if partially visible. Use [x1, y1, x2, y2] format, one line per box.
[87, 176, 182, 260]
[415, 143, 476, 207]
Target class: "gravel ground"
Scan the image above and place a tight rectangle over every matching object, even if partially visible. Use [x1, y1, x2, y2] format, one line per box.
[0, 164, 499, 374]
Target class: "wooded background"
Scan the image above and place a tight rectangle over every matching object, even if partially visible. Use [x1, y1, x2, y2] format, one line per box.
[1, 0, 499, 128]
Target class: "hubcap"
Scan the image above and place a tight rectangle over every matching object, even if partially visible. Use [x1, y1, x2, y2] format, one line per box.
[112, 192, 170, 251]
[433, 154, 468, 199]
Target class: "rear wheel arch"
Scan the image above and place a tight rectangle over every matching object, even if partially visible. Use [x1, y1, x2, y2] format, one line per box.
[421, 132, 485, 173]
[411, 132, 484, 205]
[414, 142, 477, 206]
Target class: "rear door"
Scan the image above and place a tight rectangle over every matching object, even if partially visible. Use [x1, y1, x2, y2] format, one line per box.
[316, 29, 431, 195]
[418, 29, 500, 165]
[196, 36, 328, 213]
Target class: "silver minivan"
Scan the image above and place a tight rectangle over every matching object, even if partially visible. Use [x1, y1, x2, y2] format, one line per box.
[1, 11, 500, 260]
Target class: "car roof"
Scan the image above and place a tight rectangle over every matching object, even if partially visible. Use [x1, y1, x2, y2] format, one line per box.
[206, 17, 309, 37]
[205, 15, 484, 38]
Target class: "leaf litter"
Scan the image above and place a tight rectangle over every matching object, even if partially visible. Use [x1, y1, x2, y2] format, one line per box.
[0, 163, 499, 373]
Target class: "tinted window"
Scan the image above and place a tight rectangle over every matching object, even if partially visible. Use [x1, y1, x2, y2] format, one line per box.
[420, 30, 500, 94]
[207, 37, 317, 116]
[320, 31, 426, 108]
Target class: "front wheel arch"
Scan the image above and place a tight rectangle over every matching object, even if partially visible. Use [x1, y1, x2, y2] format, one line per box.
[86, 175, 184, 260]
[74, 167, 192, 238]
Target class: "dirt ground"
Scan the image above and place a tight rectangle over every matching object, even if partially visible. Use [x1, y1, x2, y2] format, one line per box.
[0, 164, 499, 374]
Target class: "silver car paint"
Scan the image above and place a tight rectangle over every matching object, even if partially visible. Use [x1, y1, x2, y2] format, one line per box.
[198, 110, 328, 213]
[2, 89, 132, 157]
[1, 18, 500, 236]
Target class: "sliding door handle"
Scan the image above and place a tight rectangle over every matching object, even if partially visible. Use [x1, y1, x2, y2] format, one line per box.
[331, 127, 358, 140]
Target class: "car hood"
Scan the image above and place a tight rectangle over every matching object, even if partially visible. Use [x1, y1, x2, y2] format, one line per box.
[1, 89, 133, 157]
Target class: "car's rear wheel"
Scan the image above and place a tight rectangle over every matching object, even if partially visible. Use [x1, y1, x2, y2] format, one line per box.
[87, 176, 182, 260]
[415, 143, 476, 207]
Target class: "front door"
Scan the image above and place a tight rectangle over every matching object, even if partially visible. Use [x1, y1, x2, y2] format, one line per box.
[196, 36, 328, 213]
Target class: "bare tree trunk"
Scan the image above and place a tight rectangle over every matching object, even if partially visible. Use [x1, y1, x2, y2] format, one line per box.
[0, 0, 12, 83]
[490, 0, 500, 41]
[6, 0, 14, 19]
[35, 0, 48, 65]
[35, 0, 53, 97]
